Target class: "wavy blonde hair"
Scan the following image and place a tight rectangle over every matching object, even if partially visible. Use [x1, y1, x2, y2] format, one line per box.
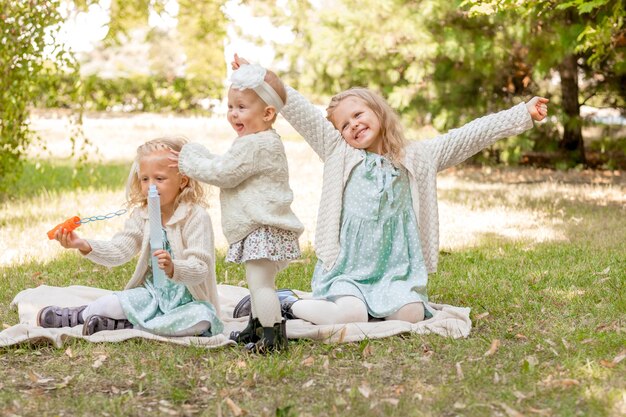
[125, 136, 207, 208]
[326, 88, 407, 164]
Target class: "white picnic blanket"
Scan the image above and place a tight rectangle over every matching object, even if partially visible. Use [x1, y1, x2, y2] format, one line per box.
[0, 285, 472, 348]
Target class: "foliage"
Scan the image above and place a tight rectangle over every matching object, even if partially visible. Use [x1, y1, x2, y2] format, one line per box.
[463, 0, 626, 164]
[247, 0, 625, 165]
[34, 74, 218, 113]
[0, 0, 79, 197]
[101, 0, 227, 98]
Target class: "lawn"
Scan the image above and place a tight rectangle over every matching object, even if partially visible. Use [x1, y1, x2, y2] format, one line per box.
[0, 114, 624, 416]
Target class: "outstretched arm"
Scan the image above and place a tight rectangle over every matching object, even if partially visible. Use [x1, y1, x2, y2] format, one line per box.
[177, 142, 258, 189]
[414, 97, 548, 172]
[232, 55, 343, 161]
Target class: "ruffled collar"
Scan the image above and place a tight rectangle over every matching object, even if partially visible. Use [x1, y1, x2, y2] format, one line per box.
[362, 150, 399, 202]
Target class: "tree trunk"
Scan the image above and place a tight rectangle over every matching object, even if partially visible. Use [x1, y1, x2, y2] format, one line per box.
[558, 53, 586, 164]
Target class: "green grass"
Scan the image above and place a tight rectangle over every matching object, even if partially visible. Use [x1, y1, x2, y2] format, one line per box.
[1, 162, 625, 416]
[6, 159, 130, 201]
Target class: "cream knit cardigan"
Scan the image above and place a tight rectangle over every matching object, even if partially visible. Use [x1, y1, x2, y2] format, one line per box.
[178, 129, 304, 244]
[84, 203, 221, 316]
[281, 87, 534, 273]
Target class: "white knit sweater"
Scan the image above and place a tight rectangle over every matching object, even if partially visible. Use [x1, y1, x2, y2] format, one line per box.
[281, 87, 534, 273]
[178, 129, 304, 244]
[84, 203, 221, 316]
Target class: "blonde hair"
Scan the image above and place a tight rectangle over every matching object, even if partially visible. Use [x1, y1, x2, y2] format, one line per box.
[125, 136, 207, 208]
[326, 88, 407, 164]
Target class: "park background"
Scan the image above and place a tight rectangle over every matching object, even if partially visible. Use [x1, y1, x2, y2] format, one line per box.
[1, 1, 625, 416]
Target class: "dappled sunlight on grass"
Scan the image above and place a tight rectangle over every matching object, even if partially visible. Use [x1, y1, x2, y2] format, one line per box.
[437, 168, 626, 251]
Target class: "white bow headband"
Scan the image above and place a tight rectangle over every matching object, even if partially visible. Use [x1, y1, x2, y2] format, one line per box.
[230, 64, 284, 112]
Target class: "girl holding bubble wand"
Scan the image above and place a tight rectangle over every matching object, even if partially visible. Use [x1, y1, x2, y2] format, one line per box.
[38, 137, 223, 337]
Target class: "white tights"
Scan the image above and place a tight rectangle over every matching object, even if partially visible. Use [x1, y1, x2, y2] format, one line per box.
[245, 259, 289, 327]
[81, 293, 211, 337]
[290, 296, 425, 325]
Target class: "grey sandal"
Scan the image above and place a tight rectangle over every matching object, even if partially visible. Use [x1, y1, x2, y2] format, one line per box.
[82, 315, 133, 335]
[37, 305, 87, 328]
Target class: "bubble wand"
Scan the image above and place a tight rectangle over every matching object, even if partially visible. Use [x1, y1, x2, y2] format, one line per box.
[46, 209, 128, 240]
[148, 184, 167, 286]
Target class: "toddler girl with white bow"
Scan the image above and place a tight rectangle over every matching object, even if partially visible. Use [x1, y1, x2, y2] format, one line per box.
[170, 62, 303, 353]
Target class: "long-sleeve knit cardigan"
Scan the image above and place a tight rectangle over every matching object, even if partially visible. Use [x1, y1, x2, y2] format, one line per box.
[281, 87, 535, 273]
[178, 129, 304, 244]
[84, 202, 221, 316]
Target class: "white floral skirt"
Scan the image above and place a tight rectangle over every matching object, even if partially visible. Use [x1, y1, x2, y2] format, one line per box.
[226, 225, 301, 263]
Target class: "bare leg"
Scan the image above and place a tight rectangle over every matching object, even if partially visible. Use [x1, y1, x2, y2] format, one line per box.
[385, 302, 425, 323]
[290, 295, 368, 325]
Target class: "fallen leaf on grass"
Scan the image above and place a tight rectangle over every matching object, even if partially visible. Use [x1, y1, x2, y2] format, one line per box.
[497, 402, 525, 417]
[600, 350, 626, 368]
[358, 383, 371, 398]
[513, 391, 527, 400]
[64, 347, 73, 358]
[92, 355, 107, 369]
[44, 376, 73, 391]
[301, 356, 314, 366]
[515, 334, 527, 340]
[540, 376, 580, 389]
[528, 407, 552, 416]
[612, 350, 626, 364]
[158, 406, 178, 416]
[224, 397, 246, 416]
[595, 266, 610, 276]
[596, 321, 619, 332]
[484, 339, 501, 356]
[455, 362, 464, 380]
[522, 355, 538, 372]
[302, 379, 315, 388]
[600, 360, 617, 368]
[475, 312, 490, 321]
[28, 371, 53, 384]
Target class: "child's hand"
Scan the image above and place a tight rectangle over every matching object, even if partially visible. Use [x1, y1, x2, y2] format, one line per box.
[55, 228, 92, 254]
[153, 249, 174, 277]
[526, 97, 549, 122]
[168, 150, 180, 169]
[231, 53, 250, 70]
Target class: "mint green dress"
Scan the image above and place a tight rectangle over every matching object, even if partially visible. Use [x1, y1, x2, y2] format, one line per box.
[116, 230, 223, 336]
[312, 151, 433, 319]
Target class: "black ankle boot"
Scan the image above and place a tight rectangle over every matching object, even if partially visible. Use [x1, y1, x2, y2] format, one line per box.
[245, 319, 288, 354]
[230, 316, 262, 344]
[233, 289, 300, 319]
